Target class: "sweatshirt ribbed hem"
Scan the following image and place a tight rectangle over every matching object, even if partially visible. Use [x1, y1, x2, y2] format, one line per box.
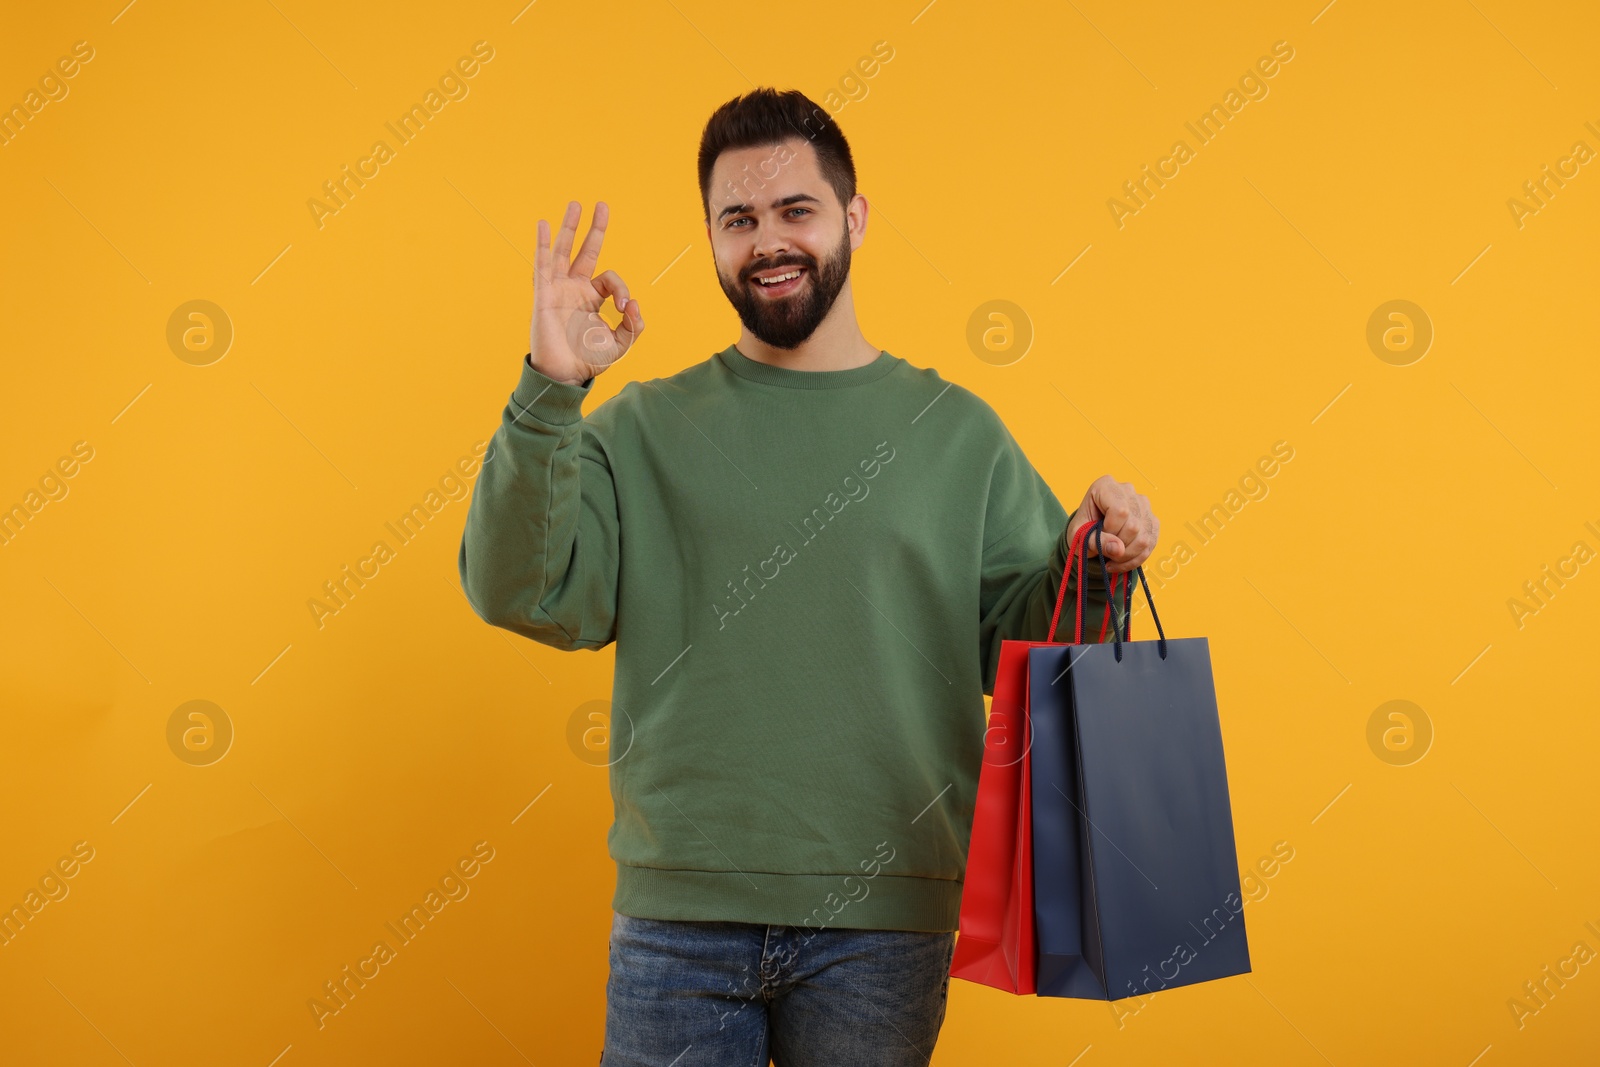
[613, 864, 964, 933]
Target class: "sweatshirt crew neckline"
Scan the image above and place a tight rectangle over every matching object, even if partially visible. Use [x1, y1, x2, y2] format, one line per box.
[716, 343, 900, 389]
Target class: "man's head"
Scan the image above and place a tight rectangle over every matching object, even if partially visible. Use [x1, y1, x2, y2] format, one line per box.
[698, 89, 863, 350]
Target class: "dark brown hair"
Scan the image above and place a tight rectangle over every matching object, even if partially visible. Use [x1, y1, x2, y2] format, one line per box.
[697, 88, 856, 224]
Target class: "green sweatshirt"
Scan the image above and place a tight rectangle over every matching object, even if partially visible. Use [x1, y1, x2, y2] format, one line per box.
[457, 342, 1113, 933]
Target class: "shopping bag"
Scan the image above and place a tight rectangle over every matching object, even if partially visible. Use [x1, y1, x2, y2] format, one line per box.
[950, 522, 1116, 994]
[1029, 519, 1251, 1001]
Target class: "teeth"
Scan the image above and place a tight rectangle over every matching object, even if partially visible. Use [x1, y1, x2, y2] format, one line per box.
[757, 269, 802, 285]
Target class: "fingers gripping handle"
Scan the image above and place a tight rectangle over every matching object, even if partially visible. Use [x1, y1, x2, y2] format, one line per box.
[1046, 516, 1127, 645]
[1091, 520, 1169, 661]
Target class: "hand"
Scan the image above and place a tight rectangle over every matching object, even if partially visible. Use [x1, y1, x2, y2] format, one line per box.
[529, 200, 644, 385]
[1065, 476, 1159, 575]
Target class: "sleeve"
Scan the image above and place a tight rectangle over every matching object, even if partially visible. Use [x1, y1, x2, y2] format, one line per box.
[977, 424, 1114, 697]
[456, 354, 622, 652]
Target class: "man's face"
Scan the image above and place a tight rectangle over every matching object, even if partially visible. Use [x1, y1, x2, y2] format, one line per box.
[706, 138, 856, 350]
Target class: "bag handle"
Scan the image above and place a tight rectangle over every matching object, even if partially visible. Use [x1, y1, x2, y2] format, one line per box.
[1091, 520, 1168, 662]
[1045, 519, 1092, 643]
[1045, 515, 1128, 644]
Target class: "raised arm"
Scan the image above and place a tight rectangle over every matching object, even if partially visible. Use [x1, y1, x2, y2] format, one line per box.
[456, 200, 644, 651]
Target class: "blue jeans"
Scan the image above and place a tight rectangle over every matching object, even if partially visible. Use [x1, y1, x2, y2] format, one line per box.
[602, 911, 958, 1066]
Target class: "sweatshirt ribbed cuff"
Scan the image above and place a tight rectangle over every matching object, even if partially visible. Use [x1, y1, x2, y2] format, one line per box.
[512, 353, 593, 426]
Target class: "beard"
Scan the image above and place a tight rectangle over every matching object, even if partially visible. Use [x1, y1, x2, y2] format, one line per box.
[715, 223, 852, 350]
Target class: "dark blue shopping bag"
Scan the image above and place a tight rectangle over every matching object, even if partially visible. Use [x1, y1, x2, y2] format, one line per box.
[1028, 519, 1250, 1001]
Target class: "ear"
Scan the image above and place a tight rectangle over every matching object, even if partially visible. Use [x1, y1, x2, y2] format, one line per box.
[848, 194, 869, 249]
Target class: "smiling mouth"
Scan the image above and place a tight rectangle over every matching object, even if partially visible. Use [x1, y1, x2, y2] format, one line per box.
[751, 267, 807, 295]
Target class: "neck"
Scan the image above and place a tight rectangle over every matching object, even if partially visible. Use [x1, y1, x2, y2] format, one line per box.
[735, 281, 879, 370]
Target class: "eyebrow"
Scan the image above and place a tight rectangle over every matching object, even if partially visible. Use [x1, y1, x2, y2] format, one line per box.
[716, 192, 823, 223]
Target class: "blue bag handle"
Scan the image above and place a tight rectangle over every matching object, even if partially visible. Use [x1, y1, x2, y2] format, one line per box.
[1091, 519, 1167, 662]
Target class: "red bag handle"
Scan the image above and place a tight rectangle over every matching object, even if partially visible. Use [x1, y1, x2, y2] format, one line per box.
[1045, 515, 1128, 645]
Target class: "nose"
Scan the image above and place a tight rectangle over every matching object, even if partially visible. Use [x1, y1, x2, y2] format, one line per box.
[751, 231, 792, 270]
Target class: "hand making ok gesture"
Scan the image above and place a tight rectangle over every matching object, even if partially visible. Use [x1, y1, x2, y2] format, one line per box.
[528, 200, 645, 386]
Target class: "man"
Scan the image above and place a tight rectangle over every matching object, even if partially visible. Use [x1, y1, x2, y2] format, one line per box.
[458, 87, 1159, 1066]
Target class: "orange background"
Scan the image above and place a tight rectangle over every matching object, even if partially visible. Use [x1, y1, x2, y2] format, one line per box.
[2, 1, 1597, 1063]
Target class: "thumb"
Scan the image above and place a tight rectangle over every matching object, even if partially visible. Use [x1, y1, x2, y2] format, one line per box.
[1065, 515, 1120, 561]
[1068, 521, 1120, 563]
[1087, 533, 1123, 559]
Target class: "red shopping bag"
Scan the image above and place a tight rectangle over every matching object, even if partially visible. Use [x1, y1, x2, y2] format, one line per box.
[950, 522, 1127, 994]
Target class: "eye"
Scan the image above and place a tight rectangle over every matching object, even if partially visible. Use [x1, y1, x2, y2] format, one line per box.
[726, 207, 813, 229]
